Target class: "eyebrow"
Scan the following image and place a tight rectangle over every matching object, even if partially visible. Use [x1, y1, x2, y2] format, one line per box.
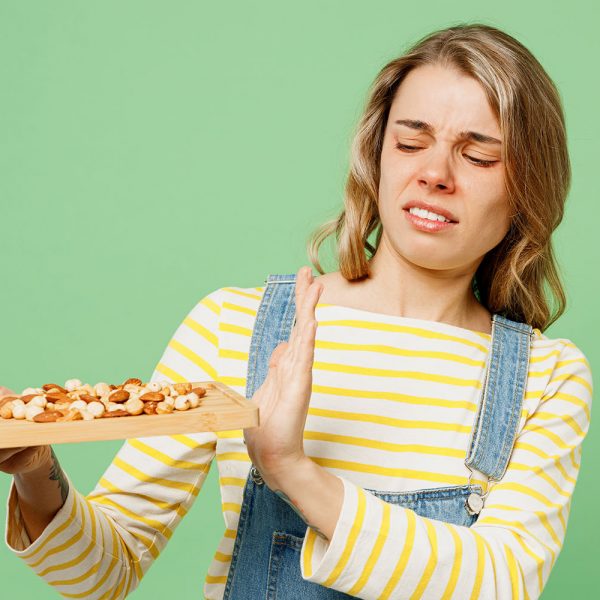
[394, 119, 502, 145]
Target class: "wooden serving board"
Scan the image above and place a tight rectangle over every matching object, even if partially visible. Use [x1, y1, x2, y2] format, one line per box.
[0, 382, 258, 449]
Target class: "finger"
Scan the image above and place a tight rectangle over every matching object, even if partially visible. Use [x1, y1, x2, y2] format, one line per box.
[0, 447, 27, 463]
[1, 446, 49, 475]
[295, 319, 319, 368]
[292, 266, 313, 337]
[288, 292, 321, 366]
[296, 280, 323, 331]
[268, 342, 289, 369]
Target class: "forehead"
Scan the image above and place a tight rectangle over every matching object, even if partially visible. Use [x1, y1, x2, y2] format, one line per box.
[388, 64, 500, 136]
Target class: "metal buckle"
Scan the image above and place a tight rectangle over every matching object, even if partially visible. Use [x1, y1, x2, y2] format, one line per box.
[250, 465, 264, 485]
[464, 467, 491, 516]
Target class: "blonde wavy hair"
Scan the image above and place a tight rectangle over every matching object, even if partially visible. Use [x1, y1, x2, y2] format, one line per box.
[308, 24, 569, 331]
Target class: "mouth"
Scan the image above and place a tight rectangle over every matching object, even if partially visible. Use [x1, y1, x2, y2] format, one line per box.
[402, 203, 458, 233]
[402, 201, 459, 224]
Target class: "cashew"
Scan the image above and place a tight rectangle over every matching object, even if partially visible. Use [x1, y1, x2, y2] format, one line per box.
[79, 408, 95, 421]
[25, 405, 44, 421]
[124, 384, 143, 394]
[174, 396, 190, 411]
[125, 398, 144, 416]
[87, 401, 106, 418]
[70, 400, 87, 412]
[0, 403, 13, 419]
[174, 383, 192, 395]
[94, 382, 111, 397]
[156, 401, 174, 414]
[187, 392, 200, 408]
[30, 395, 47, 408]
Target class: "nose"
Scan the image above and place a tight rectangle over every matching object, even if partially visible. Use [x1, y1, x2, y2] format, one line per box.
[417, 148, 455, 193]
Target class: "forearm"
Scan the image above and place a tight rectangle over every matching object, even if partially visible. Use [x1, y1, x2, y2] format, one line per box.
[13, 447, 69, 542]
[266, 457, 343, 540]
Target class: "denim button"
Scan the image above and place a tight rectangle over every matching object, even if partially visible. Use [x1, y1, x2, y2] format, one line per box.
[465, 492, 484, 515]
[250, 465, 264, 485]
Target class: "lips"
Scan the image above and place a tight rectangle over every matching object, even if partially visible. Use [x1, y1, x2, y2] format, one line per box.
[402, 200, 459, 223]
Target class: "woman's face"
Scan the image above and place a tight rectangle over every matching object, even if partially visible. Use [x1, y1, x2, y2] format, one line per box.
[377, 64, 511, 273]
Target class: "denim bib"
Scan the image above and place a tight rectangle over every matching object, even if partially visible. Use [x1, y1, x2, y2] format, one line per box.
[223, 274, 533, 599]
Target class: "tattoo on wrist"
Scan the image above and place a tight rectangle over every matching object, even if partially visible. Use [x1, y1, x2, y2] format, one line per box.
[49, 448, 69, 504]
[273, 489, 328, 540]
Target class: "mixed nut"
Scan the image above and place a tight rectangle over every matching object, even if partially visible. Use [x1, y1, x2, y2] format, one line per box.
[0, 379, 207, 423]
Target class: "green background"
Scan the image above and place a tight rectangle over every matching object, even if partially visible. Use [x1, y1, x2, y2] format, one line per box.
[0, 1, 597, 597]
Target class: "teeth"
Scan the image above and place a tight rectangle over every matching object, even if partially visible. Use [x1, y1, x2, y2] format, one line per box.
[408, 207, 451, 222]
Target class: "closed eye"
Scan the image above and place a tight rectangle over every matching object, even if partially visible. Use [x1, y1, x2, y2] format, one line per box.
[395, 143, 423, 152]
[396, 143, 499, 168]
[464, 155, 498, 168]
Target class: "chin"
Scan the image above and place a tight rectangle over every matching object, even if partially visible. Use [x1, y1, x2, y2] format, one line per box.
[398, 248, 466, 272]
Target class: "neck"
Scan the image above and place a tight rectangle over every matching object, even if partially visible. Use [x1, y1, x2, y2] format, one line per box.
[359, 237, 489, 332]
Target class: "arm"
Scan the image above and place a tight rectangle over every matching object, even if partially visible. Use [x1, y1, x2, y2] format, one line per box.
[4, 289, 224, 598]
[277, 342, 592, 599]
[1, 445, 68, 543]
[243, 268, 592, 598]
[14, 447, 69, 541]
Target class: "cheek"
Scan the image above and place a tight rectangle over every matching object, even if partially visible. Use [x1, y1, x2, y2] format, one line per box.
[470, 194, 512, 249]
[378, 153, 411, 201]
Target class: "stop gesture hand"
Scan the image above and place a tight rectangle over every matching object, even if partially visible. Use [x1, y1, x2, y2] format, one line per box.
[243, 266, 323, 488]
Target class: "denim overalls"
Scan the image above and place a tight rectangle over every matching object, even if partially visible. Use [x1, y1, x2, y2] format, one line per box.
[223, 274, 533, 599]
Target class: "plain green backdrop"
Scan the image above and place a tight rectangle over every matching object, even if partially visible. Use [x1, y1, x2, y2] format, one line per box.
[1, 1, 597, 598]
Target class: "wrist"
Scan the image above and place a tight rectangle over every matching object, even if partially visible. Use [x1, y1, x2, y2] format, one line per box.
[262, 453, 313, 491]
[265, 457, 344, 541]
[13, 446, 53, 483]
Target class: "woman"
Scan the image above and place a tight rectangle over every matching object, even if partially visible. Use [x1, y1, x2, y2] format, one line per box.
[1, 23, 592, 599]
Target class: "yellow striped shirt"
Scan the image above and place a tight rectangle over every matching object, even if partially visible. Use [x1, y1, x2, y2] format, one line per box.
[5, 286, 593, 599]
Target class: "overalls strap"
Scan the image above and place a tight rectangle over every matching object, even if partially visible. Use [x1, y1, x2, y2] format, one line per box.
[223, 276, 534, 598]
[464, 314, 533, 481]
[245, 274, 297, 400]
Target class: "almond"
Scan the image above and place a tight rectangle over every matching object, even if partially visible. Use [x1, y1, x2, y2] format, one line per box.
[139, 391, 164, 402]
[80, 393, 98, 403]
[109, 390, 130, 403]
[33, 410, 64, 423]
[21, 394, 38, 404]
[143, 401, 158, 415]
[101, 409, 130, 418]
[191, 387, 207, 398]
[57, 409, 83, 422]
[45, 392, 71, 403]
[42, 383, 68, 393]
[124, 378, 143, 386]
[0, 396, 18, 409]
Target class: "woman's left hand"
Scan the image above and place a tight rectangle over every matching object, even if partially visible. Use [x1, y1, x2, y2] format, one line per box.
[243, 266, 323, 488]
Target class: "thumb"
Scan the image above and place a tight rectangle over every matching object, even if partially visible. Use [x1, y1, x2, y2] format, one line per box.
[268, 342, 289, 370]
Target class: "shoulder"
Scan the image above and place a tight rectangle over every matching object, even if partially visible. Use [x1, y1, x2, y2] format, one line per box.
[531, 329, 591, 372]
[530, 330, 593, 408]
[186, 285, 266, 326]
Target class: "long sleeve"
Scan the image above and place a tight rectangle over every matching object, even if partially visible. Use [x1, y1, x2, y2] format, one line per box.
[4, 289, 224, 599]
[300, 340, 593, 599]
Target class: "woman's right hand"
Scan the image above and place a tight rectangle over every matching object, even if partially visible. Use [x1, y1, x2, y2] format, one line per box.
[0, 446, 52, 475]
[0, 386, 52, 475]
